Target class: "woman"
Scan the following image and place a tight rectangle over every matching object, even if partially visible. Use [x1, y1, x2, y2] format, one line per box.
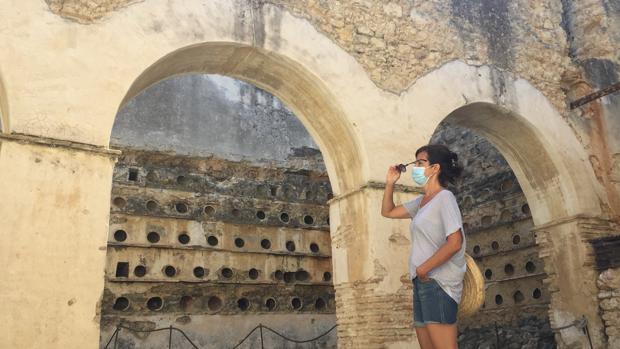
[381, 144, 466, 349]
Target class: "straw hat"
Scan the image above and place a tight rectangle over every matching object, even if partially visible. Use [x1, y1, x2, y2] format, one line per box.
[458, 253, 485, 317]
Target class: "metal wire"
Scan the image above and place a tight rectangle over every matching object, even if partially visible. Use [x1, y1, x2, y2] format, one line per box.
[231, 325, 261, 349]
[550, 315, 593, 349]
[104, 323, 338, 349]
[261, 324, 338, 344]
[168, 326, 172, 349]
[103, 327, 119, 349]
[106, 320, 566, 349]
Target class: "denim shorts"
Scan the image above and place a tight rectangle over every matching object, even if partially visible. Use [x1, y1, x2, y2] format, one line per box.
[412, 277, 458, 327]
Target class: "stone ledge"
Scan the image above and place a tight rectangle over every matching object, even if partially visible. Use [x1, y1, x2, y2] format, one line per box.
[328, 180, 422, 204]
[0, 132, 120, 157]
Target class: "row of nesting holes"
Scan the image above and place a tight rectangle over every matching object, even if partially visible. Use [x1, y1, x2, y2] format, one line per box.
[112, 295, 328, 312]
[483, 261, 537, 280]
[460, 180, 514, 209]
[127, 169, 334, 201]
[484, 288, 542, 308]
[115, 262, 332, 282]
[113, 197, 327, 226]
[462, 204, 530, 232]
[113, 230, 322, 254]
[113, 291, 540, 311]
[471, 234, 524, 255]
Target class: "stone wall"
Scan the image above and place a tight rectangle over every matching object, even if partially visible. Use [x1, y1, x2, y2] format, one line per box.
[598, 267, 620, 349]
[561, 0, 620, 220]
[44, 0, 139, 23]
[101, 75, 336, 347]
[45, 0, 620, 220]
[458, 316, 555, 349]
[45, 0, 570, 110]
[105, 69, 578, 348]
[101, 150, 336, 347]
[34, 0, 620, 224]
[267, 0, 570, 109]
[104, 68, 565, 348]
[112, 74, 322, 170]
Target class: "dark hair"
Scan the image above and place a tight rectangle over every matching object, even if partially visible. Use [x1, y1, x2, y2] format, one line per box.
[415, 144, 463, 187]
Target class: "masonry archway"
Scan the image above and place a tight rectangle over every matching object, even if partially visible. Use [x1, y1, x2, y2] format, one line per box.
[417, 79, 607, 347]
[109, 41, 363, 346]
[116, 42, 363, 196]
[441, 101, 596, 225]
[104, 72, 338, 347]
[406, 64, 604, 226]
[430, 102, 606, 347]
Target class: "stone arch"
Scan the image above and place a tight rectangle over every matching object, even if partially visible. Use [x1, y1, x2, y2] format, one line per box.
[407, 61, 603, 225]
[407, 61, 609, 348]
[116, 42, 362, 195]
[443, 102, 594, 225]
[436, 101, 607, 347]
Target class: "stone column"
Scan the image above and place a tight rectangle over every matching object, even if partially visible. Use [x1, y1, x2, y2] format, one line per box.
[597, 268, 620, 349]
[533, 216, 618, 349]
[329, 182, 421, 349]
[0, 135, 117, 348]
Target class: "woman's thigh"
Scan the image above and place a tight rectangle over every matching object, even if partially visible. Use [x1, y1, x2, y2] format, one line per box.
[426, 323, 457, 349]
[415, 326, 435, 349]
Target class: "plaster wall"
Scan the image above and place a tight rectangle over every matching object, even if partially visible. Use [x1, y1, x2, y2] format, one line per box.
[0, 140, 115, 348]
[0, 1, 605, 213]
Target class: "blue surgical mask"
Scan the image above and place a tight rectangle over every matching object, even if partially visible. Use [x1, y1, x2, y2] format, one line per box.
[411, 166, 428, 185]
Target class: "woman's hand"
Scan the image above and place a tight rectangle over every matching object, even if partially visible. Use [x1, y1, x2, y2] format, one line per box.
[381, 166, 410, 219]
[416, 265, 430, 281]
[386, 165, 401, 185]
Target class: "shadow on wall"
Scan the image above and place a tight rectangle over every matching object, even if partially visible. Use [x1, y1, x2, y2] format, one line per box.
[0, 72, 8, 133]
[111, 74, 322, 170]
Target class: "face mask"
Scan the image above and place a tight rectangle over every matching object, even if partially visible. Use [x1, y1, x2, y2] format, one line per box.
[411, 166, 429, 186]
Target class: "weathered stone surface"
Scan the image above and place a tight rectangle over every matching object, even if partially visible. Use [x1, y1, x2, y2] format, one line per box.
[45, 0, 142, 23]
[44, 0, 571, 110]
[101, 73, 337, 347]
[103, 149, 336, 346]
[599, 267, 620, 289]
[561, 0, 620, 221]
[458, 316, 555, 349]
[112, 75, 323, 170]
[264, 0, 572, 112]
[598, 268, 620, 347]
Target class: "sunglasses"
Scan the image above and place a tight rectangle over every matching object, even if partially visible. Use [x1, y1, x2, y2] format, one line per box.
[396, 159, 430, 173]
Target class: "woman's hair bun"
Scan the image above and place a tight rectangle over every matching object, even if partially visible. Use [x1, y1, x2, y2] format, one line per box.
[450, 152, 459, 168]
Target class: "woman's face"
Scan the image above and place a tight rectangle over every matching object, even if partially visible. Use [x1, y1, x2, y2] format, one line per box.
[415, 151, 438, 178]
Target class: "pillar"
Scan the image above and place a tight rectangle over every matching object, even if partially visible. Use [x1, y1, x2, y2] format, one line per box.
[0, 134, 117, 348]
[534, 215, 618, 349]
[329, 182, 421, 349]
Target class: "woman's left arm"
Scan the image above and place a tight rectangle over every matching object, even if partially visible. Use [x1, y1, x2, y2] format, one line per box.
[416, 230, 463, 280]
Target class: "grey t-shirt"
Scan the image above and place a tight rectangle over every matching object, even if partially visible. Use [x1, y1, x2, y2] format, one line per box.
[403, 190, 467, 303]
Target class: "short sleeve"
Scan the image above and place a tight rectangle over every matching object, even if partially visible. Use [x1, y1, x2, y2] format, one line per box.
[440, 192, 463, 237]
[402, 196, 422, 218]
